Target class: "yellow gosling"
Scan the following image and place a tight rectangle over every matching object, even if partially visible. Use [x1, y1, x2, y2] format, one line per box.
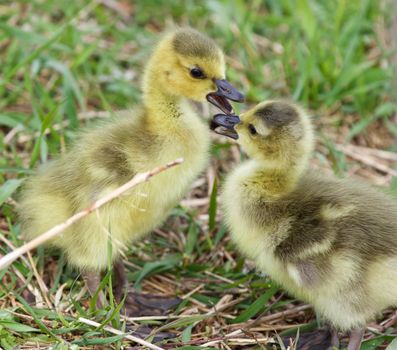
[19, 28, 243, 314]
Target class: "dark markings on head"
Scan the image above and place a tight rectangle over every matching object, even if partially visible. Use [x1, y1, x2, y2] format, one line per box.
[255, 102, 299, 127]
[172, 29, 220, 59]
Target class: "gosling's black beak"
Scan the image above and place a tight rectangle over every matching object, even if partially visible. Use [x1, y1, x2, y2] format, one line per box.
[210, 113, 240, 140]
[206, 79, 245, 116]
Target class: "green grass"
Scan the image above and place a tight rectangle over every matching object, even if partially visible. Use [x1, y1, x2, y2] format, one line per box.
[1, 0, 396, 349]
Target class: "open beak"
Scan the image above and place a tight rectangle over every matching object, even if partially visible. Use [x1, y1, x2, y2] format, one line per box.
[206, 79, 245, 115]
[210, 113, 240, 140]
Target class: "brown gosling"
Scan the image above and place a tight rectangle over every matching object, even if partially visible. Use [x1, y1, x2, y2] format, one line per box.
[215, 100, 397, 350]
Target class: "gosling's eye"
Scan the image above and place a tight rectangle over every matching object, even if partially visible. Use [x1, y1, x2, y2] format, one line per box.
[190, 67, 206, 79]
[248, 124, 257, 135]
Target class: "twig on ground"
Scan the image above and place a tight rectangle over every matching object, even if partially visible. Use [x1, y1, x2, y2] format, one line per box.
[26, 251, 52, 308]
[78, 317, 165, 350]
[249, 304, 312, 324]
[335, 144, 397, 177]
[181, 283, 205, 299]
[341, 144, 397, 162]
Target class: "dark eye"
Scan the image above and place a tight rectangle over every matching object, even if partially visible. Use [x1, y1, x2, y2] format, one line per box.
[248, 124, 257, 135]
[190, 67, 205, 79]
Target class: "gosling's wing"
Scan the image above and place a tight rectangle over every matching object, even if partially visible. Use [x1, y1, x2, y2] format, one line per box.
[269, 175, 353, 289]
[275, 172, 397, 292]
[285, 256, 332, 288]
[268, 173, 341, 262]
[276, 171, 397, 262]
[19, 110, 145, 217]
[64, 123, 152, 214]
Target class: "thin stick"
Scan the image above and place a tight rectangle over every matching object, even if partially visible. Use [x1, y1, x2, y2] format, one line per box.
[78, 317, 165, 350]
[337, 143, 397, 162]
[249, 304, 312, 324]
[181, 283, 205, 300]
[335, 145, 397, 176]
[0, 158, 183, 270]
[123, 314, 207, 322]
[26, 251, 52, 308]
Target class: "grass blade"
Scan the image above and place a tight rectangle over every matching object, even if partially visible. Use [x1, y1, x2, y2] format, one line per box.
[230, 284, 278, 324]
[0, 179, 24, 206]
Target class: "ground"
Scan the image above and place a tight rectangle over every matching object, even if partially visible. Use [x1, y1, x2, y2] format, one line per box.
[0, 1, 396, 349]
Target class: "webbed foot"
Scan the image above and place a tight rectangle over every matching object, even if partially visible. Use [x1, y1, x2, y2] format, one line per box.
[122, 290, 181, 317]
[282, 327, 339, 350]
[113, 259, 181, 317]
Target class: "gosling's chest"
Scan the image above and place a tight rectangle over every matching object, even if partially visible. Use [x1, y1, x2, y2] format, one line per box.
[157, 114, 209, 174]
[222, 162, 288, 278]
[144, 114, 209, 201]
[225, 195, 294, 289]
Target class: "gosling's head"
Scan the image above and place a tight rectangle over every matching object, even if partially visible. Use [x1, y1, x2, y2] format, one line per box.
[213, 100, 314, 168]
[143, 28, 244, 112]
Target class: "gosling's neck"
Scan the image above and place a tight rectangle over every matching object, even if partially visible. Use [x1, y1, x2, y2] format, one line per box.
[141, 59, 192, 129]
[142, 81, 184, 119]
[246, 155, 309, 198]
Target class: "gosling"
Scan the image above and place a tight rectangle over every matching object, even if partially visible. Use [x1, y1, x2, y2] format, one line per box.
[215, 100, 397, 350]
[19, 28, 243, 314]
